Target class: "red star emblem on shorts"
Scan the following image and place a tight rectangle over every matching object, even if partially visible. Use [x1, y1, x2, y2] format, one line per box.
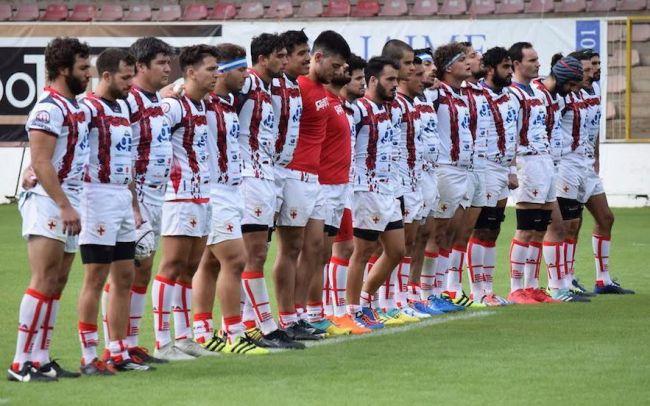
[97, 225, 106, 236]
[289, 208, 298, 219]
[189, 217, 197, 228]
[47, 219, 57, 230]
[532, 189, 539, 197]
[254, 207, 262, 217]
[226, 223, 234, 232]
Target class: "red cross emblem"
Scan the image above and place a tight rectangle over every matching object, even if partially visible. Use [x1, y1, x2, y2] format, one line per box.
[486, 192, 492, 200]
[372, 215, 380, 224]
[97, 225, 106, 236]
[254, 207, 262, 217]
[189, 217, 197, 228]
[226, 223, 234, 232]
[441, 204, 448, 212]
[289, 208, 298, 219]
[532, 189, 539, 197]
[563, 185, 569, 193]
[47, 220, 57, 230]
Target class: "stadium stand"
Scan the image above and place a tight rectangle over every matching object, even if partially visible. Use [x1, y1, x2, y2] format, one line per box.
[265, 0, 294, 18]
[556, 0, 586, 12]
[296, 0, 323, 16]
[495, 0, 524, 13]
[68, 3, 97, 21]
[524, 0, 554, 13]
[322, 0, 351, 17]
[379, 0, 408, 16]
[0, 3, 12, 20]
[96, 3, 124, 20]
[181, 3, 209, 20]
[124, 4, 152, 20]
[351, 0, 380, 17]
[210, 2, 238, 19]
[40, 3, 68, 21]
[236, 1, 264, 18]
[439, 0, 466, 15]
[616, 0, 648, 11]
[469, 0, 496, 14]
[409, 0, 438, 15]
[588, 0, 617, 11]
[156, 3, 182, 20]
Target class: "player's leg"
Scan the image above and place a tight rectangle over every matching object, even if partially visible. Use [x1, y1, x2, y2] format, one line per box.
[455, 206, 482, 301]
[272, 226, 304, 329]
[471, 200, 506, 302]
[192, 248, 220, 346]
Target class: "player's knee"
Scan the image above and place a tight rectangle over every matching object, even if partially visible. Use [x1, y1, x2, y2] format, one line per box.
[600, 209, 615, 230]
[223, 251, 246, 274]
[133, 265, 152, 287]
[111, 269, 135, 291]
[247, 246, 268, 270]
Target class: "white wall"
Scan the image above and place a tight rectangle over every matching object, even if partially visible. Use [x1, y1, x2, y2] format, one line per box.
[1, 143, 648, 206]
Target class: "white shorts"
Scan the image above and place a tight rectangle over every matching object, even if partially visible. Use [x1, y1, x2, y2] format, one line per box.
[80, 184, 136, 246]
[556, 155, 589, 202]
[352, 191, 403, 232]
[274, 167, 320, 227]
[434, 165, 471, 219]
[418, 170, 439, 219]
[513, 154, 556, 204]
[484, 161, 510, 208]
[139, 201, 163, 250]
[468, 170, 487, 208]
[161, 200, 211, 237]
[207, 184, 244, 246]
[578, 167, 605, 203]
[241, 176, 276, 227]
[403, 189, 424, 224]
[19, 189, 81, 253]
[319, 183, 350, 229]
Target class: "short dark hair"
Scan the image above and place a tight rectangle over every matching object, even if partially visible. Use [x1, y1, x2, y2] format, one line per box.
[568, 50, 593, 61]
[381, 39, 413, 63]
[129, 37, 174, 67]
[96, 48, 136, 76]
[550, 52, 564, 68]
[214, 43, 246, 63]
[280, 29, 309, 55]
[347, 53, 367, 74]
[413, 56, 422, 65]
[44, 37, 90, 81]
[508, 42, 533, 63]
[482, 46, 510, 70]
[179, 44, 219, 72]
[458, 41, 473, 49]
[433, 42, 466, 79]
[250, 33, 285, 65]
[364, 56, 399, 84]
[313, 30, 351, 60]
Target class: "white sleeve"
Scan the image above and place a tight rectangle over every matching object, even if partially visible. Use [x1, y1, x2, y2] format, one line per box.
[25, 101, 65, 137]
[162, 97, 183, 128]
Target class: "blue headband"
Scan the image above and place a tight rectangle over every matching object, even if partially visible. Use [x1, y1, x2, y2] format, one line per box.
[218, 58, 248, 72]
[417, 53, 433, 62]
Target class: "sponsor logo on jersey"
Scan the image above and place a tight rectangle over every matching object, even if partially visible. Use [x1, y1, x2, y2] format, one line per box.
[34, 110, 50, 123]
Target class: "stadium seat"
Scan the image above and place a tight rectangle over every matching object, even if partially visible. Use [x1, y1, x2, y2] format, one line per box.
[210, 2, 237, 19]
[469, 0, 495, 14]
[616, 0, 648, 11]
[40, 3, 68, 21]
[181, 3, 208, 20]
[495, 0, 524, 14]
[265, 0, 294, 18]
[125, 4, 152, 20]
[611, 49, 641, 67]
[633, 24, 650, 42]
[556, 0, 586, 12]
[157, 4, 182, 20]
[379, 0, 408, 16]
[410, 0, 439, 15]
[608, 24, 625, 42]
[607, 74, 626, 93]
[296, 0, 323, 17]
[606, 101, 617, 120]
[352, 0, 380, 16]
[439, 0, 467, 14]
[0, 4, 11, 21]
[524, 0, 554, 13]
[587, 0, 617, 11]
[13, 4, 39, 21]
[322, 0, 351, 17]
[236, 1, 264, 18]
[68, 3, 97, 21]
[96, 3, 124, 21]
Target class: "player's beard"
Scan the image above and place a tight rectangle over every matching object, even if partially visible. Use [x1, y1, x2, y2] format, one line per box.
[377, 82, 395, 101]
[66, 74, 86, 96]
[331, 74, 351, 87]
[473, 67, 486, 81]
[493, 72, 511, 88]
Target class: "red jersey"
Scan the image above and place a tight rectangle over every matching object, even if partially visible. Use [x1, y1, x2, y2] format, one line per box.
[319, 90, 351, 184]
[288, 75, 329, 174]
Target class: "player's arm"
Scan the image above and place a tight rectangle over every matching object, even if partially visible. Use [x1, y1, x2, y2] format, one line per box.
[21, 165, 37, 189]
[508, 156, 518, 190]
[129, 180, 143, 229]
[594, 132, 600, 174]
[30, 130, 80, 235]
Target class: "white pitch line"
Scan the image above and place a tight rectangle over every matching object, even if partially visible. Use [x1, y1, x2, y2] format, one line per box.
[299, 310, 496, 349]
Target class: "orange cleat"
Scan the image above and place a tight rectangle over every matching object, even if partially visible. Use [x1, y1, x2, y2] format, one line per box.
[331, 314, 372, 335]
[507, 289, 540, 304]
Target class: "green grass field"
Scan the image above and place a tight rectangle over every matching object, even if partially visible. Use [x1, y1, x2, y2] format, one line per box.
[0, 204, 649, 405]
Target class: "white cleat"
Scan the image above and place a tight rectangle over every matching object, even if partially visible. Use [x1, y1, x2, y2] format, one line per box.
[402, 305, 431, 319]
[175, 339, 218, 357]
[153, 342, 196, 361]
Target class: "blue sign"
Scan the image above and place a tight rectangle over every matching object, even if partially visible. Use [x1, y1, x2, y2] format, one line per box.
[576, 20, 600, 54]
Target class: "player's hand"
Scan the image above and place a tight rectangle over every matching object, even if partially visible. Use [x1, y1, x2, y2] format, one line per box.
[22, 167, 37, 189]
[508, 174, 519, 190]
[60, 205, 81, 236]
[133, 207, 144, 229]
[594, 161, 600, 175]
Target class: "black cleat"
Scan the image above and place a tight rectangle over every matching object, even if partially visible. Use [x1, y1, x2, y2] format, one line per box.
[571, 279, 596, 297]
[80, 358, 116, 376]
[7, 361, 57, 382]
[285, 321, 324, 341]
[594, 280, 635, 294]
[128, 346, 168, 364]
[38, 359, 81, 378]
[107, 358, 155, 372]
[298, 320, 327, 336]
[259, 329, 305, 350]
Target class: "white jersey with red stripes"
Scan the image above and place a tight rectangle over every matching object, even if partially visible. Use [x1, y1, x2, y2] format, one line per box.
[127, 87, 173, 205]
[509, 81, 550, 156]
[531, 78, 563, 164]
[162, 95, 211, 201]
[386, 99, 403, 194]
[479, 81, 518, 167]
[395, 93, 423, 193]
[559, 90, 589, 158]
[81, 94, 133, 185]
[353, 96, 398, 195]
[25, 88, 89, 196]
[581, 82, 601, 160]
[237, 70, 275, 180]
[206, 93, 242, 187]
[271, 74, 302, 167]
[435, 82, 473, 167]
[462, 81, 490, 170]
[417, 89, 440, 172]
[344, 98, 358, 183]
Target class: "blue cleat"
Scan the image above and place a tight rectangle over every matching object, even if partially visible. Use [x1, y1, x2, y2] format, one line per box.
[353, 308, 384, 330]
[428, 295, 464, 312]
[410, 300, 444, 316]
[594, 280, 635, 294]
